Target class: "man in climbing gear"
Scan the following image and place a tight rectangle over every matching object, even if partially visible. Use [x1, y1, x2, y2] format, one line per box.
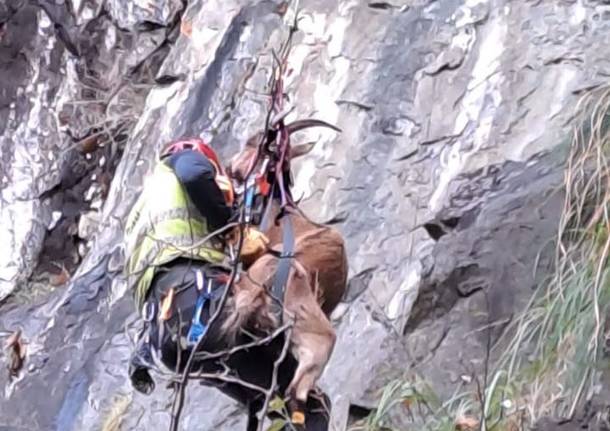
[123, 138, 269, 394]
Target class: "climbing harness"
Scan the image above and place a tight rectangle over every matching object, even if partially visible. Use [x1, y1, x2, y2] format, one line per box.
[186, 270, 215, 347]
[166, 11, 321, 429]
[270, 216, 295, 316]
[246, 146, 296, 319]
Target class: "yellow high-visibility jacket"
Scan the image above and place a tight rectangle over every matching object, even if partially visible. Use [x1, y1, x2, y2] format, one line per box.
[123, 161, 226, 311]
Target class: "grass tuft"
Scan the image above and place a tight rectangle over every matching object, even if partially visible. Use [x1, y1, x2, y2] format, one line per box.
[101, 394, 132, 431]
[497, 85, 610, 425]
[357, 85, 610, 430]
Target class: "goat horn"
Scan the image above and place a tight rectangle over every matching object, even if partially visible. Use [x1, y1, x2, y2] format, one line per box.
[286, 119, 342, 134]
[271, 106, 295, 126]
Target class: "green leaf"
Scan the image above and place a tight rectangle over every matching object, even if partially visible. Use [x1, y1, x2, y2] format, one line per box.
[268, 396, 286, 413]
[266, 418, 287, 431]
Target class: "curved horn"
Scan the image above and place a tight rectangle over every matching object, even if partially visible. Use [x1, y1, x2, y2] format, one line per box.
[286, 119, 342, 134]
[271, 106, 295, 126]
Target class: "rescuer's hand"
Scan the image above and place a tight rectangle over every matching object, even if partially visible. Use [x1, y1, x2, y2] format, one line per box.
[227, 226, 269, 266]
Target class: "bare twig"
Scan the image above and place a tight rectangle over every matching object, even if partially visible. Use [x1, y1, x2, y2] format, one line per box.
[257, 324, 294, 431]
[185, 363, 269, 396]
[480, 289, 493, 431]
[166, 2, 303, 428]
[169, 221, 246, 431]
[194, 322, 292, 361]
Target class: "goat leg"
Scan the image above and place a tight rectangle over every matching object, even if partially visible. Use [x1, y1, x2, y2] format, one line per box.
[285, 319, 336, 427]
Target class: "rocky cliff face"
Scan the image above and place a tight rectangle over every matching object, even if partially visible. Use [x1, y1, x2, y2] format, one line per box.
[1, 0, 610, 430]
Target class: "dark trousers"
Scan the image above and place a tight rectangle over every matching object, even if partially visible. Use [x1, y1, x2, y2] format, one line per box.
[147, 259, 228, 372]
[134, 258, 332, 430]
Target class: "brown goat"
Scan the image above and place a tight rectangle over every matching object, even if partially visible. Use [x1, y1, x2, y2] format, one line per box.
[224, 121, 348, 421]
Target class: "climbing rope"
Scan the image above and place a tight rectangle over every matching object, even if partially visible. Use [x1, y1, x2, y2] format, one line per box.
[168, 5, 302, 430]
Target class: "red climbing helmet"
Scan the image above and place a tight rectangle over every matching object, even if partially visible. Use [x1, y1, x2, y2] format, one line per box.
[161, 138, 224, 174]
[161, 137, 234, 205]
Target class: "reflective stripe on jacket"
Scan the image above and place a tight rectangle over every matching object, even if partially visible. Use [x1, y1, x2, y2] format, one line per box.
[124, 161, 226, 311]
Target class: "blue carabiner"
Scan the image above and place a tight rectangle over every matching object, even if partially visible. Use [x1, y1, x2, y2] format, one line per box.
[187, 294, 208, 346]
[187, 271, 210, 346]
[244, 183, 256, 223]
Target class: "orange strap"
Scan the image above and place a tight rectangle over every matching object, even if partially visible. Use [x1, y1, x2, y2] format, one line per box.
[159, 288, 175, 321]
[256, 174, 271, 196]
[205, 157, 235, 206]
[215, 174, 234, 206]
[291, 411, 305, 425]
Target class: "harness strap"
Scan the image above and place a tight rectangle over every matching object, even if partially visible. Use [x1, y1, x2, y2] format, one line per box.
[270, 215, 294, 320]
[259, 182, 276, 232]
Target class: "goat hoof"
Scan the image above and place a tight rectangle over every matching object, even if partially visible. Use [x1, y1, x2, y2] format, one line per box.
[291, 410, 305, 425]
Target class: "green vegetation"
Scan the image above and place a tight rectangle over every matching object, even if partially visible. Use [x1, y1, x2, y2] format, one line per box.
[347, 374, 523, 431]
[357, 87, 610, 430]
[499, 86, 610, 426]
[101, 394, 132, 431]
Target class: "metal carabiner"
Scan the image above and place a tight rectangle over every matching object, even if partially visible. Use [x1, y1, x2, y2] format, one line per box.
[196, 269, 205, 291]
[142, 300, 156, 323]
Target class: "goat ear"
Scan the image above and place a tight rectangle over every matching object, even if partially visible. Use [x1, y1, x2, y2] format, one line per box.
[290, 141, 316, 160]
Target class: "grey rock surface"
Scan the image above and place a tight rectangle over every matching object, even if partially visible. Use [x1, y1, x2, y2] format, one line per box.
[1, 0, 610, 430]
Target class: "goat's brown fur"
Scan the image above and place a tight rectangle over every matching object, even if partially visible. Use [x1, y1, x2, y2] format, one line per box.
[221, 276, 278, 345]
[225, 120, 347, 417]
[224, 210, 347, 411]
[228, 249, 340, 406]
